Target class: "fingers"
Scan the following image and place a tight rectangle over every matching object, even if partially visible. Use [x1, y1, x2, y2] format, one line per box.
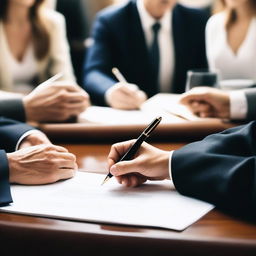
[42, 147, 78, 182]
[108, 140, 136, 166]
[39, 147, 77, 182]
[57, 159, 77, 170]
[63, 91, 89, 103]
[33, 83, 90, 106]
[57, 168, 76, 181]
[180, 86, 216, 105]
[107, 84, 147, 109]
[48, 144, 69, 153]
[189, 101, 213, 117]
[115, 174, 147, 187]
[62, 101, 88, 111]
[118, 83, 139, 95]
[110, 160, 139, 177]
[39, 92, 89, 121]
[180, 93, 207, 105]
[45, 81, 82, 92]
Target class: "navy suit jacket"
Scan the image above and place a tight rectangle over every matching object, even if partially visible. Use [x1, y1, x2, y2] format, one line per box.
[172, 122, 256, 221]
[0, 99, 25, 122]
[84, 0, 209, 105]
[0, 118, 35, 206]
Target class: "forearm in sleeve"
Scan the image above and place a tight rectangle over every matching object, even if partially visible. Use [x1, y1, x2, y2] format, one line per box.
[171, 122, 256, 220]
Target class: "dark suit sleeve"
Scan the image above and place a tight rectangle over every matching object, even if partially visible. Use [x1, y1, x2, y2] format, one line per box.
[0, 99, 26, 122]
[0, 117, 35, 152]
[0, 117, 36, 206]
[245, 89, 256, 121]
[83, 14, 117, 105]
[0, 150, 12, 206]
[172, 122, 256, 220]
[0, 117, 34, 206]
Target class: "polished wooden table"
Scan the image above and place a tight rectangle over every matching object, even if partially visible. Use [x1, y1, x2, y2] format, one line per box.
[0, 142, 256, 256]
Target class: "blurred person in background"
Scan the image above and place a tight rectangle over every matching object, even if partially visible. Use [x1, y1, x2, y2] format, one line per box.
[0, 0, 90, 122]
[179, 0, 256, 120]
[84, 0, 209, 109]
[206, 0, 256, 81]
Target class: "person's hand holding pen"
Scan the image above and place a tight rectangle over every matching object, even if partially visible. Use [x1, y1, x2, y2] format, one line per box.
[108, 140, 170, 187]
[105, 68, 147, 110]
[23, 74, 90, 122]
[104, 116, 170, 187]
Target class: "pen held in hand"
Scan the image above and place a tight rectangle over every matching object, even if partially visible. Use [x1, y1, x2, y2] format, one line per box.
[38, 72, 63, 87]
[101, 116, 162, 185]
[112, 67, 128, 83]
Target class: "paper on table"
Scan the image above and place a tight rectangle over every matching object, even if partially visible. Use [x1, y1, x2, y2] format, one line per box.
[141, 93, 200, 121]
[78, 106, 185, 125]
[0, 172, 214, 231]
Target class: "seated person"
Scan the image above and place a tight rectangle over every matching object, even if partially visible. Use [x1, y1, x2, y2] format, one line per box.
[84, 0, 208, 109]
[0, 0, 77, 92]
[0, 0, 90, 121]
[179, 86, 256, 121]
[206, 0, 256, 82]
[108, 121, 256, 220]
[0, 117, 77, 206]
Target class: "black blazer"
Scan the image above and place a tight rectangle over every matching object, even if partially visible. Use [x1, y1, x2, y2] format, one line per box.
[83, 0, 209, 105]
[172, 121, 256, 221]
[0, 118, 35, 206]
[0, 99, 25, 122]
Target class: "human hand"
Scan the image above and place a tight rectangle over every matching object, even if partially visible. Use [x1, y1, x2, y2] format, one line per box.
[108, 140, 170, 187]
[106, 82, 147, 110]
[7, 144, 77, 185]
[18, 130, 51, 149]
[180, 87, 230, 118]
[23, 82, 90, 122]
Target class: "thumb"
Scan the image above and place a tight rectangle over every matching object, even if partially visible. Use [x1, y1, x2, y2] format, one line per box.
[110, 160, 136, 176]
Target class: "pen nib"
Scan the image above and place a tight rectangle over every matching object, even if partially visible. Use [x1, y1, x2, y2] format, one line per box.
[101, 176, 110, 186]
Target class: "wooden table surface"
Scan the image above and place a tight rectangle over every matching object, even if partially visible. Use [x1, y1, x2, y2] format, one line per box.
[0, 142, 256, 256]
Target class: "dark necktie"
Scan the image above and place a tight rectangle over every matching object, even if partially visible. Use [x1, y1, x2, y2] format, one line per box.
[149, 22, 161, 89]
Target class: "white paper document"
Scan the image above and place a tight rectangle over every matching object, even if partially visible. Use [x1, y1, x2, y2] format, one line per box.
[141, 93, 200, 121]
[78, 106, 184, 125]
[0, 172, 214, 231]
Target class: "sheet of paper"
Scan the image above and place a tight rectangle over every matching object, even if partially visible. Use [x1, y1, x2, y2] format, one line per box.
[141, 93, 200, 121]
[1, 172, 214, 231]
[78, 106, 184, 125]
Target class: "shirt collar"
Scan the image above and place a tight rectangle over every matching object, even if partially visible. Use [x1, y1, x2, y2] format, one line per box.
[137, 0, 172, 32]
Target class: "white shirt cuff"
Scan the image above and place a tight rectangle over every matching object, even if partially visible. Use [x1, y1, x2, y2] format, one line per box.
[230, 91, 247, 120]
[169, 150, 174, 181]
[15, 130, 38, 151]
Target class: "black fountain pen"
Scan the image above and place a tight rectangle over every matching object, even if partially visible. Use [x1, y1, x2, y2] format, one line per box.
[101, 116, 162, 185]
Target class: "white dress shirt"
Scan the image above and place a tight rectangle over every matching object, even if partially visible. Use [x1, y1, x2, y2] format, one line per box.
[229, 91, 248, 120]
[206, 12, 256, 120]
[15, 130, 40, 151]
[137, 0, 174, 92]
[0, 10, 76, 92]
[206, 12, 256, 81]
[8, 45, 38, 94]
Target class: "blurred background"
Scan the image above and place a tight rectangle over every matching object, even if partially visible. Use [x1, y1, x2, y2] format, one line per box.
[45, 0, 214, 85]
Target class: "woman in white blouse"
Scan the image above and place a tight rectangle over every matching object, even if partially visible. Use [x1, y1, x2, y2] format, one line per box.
[177, 0, 256, 120]
[0, 0, 90, 122]
[206, 0, 256, 81]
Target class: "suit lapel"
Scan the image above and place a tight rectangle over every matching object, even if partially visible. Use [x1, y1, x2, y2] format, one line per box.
[172, 5, 187, 93]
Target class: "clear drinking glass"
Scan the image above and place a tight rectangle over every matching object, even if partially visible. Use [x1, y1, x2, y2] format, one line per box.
[185, 69, 219, 91]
